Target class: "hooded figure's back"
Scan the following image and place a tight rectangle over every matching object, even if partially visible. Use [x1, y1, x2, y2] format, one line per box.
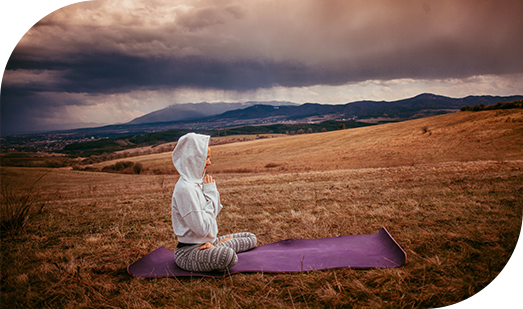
[171, 133, 222, 244]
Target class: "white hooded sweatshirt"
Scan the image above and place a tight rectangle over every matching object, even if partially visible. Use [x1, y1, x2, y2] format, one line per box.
[171, 133, 223, 244]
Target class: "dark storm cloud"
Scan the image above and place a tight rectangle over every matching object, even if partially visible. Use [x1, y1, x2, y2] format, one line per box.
[2, 0, 523, 133]
[5, 0, 523, 93]
[1, 92, 66, 133]
[2, 1, 523, 92]
[6, 53, 307, 93]
[5, 44, 522, 96]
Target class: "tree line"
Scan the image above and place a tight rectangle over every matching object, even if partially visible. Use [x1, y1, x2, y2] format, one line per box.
[460, 100, 523, 112]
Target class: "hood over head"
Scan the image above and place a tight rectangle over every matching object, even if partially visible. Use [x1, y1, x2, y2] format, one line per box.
[172, 133, 210, 183]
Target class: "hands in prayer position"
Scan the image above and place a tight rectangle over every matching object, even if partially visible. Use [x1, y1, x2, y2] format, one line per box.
[204, 174, 215, 184]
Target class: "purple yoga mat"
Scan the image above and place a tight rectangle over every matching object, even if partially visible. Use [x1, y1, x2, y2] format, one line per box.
[127, 227, 406, 278]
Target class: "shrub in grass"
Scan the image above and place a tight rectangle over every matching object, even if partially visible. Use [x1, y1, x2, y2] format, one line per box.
[72, 165, 83, 171]
[101, 161, 135, 174]
[133, 162, 143, 174]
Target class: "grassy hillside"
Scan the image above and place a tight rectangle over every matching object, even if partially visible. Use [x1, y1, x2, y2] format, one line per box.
[1, 109, 522, 308]
[58, 120, 373, 157]
[96, 109, 523, 174]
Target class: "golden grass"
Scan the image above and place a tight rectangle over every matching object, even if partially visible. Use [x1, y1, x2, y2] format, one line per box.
[112, 134, 285, 157]
[1, 110, 522, 308]
[1, 161, 522, 308]
[208, 109, 523, 173]
[92, 109, 523, 174]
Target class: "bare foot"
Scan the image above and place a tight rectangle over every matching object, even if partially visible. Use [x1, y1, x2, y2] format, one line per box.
[198, 242, 216, 250]
[218, 236, 233, 244]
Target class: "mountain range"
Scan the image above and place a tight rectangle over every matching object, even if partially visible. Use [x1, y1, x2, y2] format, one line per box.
[122, 93, 522, 131]
[128, 101, 297, 125]
[36, 93, 523, 138]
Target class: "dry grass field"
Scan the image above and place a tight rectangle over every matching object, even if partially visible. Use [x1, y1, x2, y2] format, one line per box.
[1, 109, 522, 308]
[93, 109, 523, 174]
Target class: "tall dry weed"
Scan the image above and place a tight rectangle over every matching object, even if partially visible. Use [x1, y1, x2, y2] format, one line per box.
[1, 171, 49, 234]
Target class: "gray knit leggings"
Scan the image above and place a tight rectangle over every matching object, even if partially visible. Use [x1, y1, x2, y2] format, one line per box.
[174, 232, 257, 272]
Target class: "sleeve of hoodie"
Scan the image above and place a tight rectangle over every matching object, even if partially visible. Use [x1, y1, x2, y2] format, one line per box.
[175, 183, 222, 238]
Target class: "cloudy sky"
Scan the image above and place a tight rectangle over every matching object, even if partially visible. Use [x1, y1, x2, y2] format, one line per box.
[2, 0, 523, 134]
